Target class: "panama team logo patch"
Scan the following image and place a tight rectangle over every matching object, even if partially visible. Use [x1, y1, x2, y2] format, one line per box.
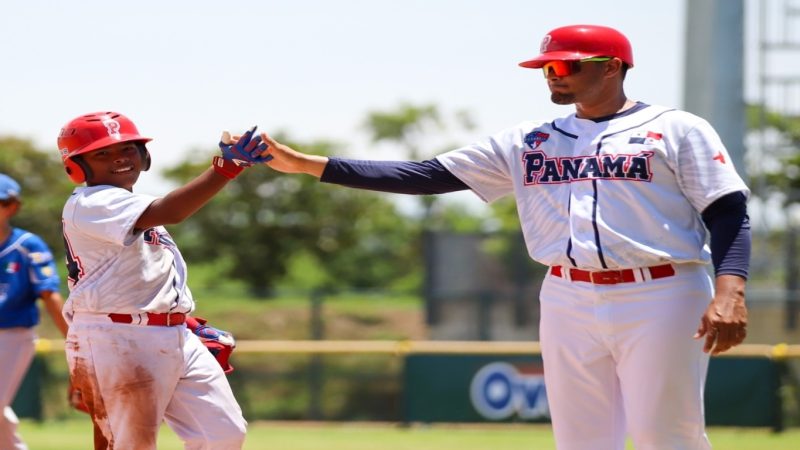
[524, 131, 550, 150]
[628, 131, 663, 144]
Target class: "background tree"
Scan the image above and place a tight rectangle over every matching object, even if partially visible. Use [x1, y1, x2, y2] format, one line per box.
[365, 103, 449, 227]
[0, 137, 74, 255]
[364, 103, 443, 161]
[746, 105, 800, 202]
[745, 105, 800, 327]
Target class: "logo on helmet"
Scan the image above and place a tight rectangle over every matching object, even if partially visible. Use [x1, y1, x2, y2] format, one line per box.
[539, 35, 552, 53]
[102, 118, 121, 139]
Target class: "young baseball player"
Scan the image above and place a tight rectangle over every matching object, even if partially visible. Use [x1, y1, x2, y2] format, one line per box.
[258, 25, 750, 450]
[0, 173, 69, 450]
[57, 111, 268, 450]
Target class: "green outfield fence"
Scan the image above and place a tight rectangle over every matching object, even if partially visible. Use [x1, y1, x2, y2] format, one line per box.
[15, 340, 800, 430]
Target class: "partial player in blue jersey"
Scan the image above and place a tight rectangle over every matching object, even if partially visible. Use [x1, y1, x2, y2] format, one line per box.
[0, 173, 68, 450]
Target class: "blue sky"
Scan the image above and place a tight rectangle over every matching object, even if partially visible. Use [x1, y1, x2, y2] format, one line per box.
[0, 0, 714, 195]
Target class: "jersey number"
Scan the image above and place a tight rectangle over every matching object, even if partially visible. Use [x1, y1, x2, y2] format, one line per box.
[62, 221, 85, 286]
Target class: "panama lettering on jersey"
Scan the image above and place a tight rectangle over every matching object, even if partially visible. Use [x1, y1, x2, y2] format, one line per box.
[436, 104, 750, 270]
[522, 150, 653, 184]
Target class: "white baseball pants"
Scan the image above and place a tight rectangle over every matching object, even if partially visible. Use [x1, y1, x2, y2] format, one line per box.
[539, 263, 713, 450]
[66, 313, 247, 450]
[0, 327, 36, 450]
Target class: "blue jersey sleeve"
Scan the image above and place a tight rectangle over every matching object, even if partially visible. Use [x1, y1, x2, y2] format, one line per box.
[0, 229, 59, 328]
[22, 234, 61, 294]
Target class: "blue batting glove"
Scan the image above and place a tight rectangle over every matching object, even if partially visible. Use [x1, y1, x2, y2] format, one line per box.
[219, 125, 272, 167]
[193, 323, 236, 348]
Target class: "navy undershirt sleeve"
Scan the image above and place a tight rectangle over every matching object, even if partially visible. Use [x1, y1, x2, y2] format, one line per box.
[701, 191, 751, 279]
[320, 158, 469, 195]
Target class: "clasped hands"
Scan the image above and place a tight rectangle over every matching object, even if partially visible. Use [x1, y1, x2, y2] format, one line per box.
[218, 125, 272, 167]
[215, 126, 325, 178]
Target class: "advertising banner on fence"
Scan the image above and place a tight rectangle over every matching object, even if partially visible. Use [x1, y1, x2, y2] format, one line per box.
[469, 361, 548, 421]
[403, 354, 549, 423]
[403, 354, 781, 428]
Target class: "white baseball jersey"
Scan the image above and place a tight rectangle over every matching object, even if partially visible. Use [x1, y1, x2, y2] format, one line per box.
[62, 185, 246, 448]
[437, 104, 749, 270]
[61, 185, 194, 317]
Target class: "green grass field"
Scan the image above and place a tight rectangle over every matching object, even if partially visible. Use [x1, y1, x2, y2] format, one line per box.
[18, 419, 800, 450]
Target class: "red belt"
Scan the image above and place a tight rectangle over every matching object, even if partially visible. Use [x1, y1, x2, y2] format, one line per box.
[107, 312, 187, 326]
[550, 264, 676, 285]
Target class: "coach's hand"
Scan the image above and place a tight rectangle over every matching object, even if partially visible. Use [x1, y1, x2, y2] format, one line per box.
[212, 126, 272, 179]
[694, 274, 748, 355]
[219, 126, 271, 167]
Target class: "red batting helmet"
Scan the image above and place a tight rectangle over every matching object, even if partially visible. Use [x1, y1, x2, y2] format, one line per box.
[519, 24, 634, 69]
[57, 111, 152, 184]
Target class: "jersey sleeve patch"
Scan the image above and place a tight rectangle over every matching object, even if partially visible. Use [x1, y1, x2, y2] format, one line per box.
[29, 251, 54, 265]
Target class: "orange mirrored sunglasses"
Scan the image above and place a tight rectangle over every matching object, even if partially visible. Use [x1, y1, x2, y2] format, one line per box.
[541, 57, 613, 78]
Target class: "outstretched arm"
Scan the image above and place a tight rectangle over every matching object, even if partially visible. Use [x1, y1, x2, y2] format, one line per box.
[135, 167, 231, 230]
[135, 127, 268, 230]
[261, 133, 469, 195]
[260, 133, 329, 177]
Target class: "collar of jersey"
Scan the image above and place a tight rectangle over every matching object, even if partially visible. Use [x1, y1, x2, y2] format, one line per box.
[587, 101, 649, 123]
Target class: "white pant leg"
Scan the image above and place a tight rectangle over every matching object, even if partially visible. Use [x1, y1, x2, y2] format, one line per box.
[540, 276, 627, 450]
[1, 407, 25, 450]
[66, 315, 185, 450]
[609, 265, 712, 450]
[163, 328, 246, 450]
[0, 328, 36, 450]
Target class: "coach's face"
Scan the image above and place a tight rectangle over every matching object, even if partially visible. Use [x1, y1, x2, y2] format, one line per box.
[82, 142, 144, 190]
[546, 58, 623, 107]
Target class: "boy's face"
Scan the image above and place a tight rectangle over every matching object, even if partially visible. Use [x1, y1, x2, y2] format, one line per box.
[83, 142, 145, 190]
[0, 198, 20, 225]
